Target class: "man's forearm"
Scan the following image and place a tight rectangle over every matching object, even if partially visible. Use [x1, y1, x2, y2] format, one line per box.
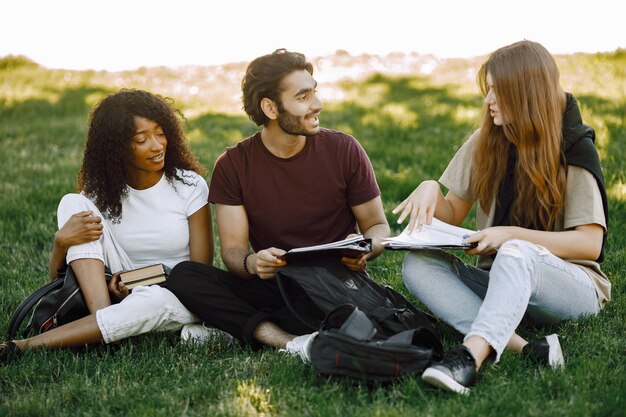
[222, 247, 254, 279]
[363, 222, 391, 260]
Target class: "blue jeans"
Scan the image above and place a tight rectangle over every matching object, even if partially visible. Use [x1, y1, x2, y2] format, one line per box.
[402, 239, 600, 360]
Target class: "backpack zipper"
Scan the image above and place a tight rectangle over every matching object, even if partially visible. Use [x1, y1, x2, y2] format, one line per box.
[42, 287, 81, 332]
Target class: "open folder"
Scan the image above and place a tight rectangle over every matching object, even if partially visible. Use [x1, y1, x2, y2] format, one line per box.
[279, 235, 372, 262]
[382, 218, 477, 250]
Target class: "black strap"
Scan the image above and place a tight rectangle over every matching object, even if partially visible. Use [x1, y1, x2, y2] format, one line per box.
[7, 278, 64, 339]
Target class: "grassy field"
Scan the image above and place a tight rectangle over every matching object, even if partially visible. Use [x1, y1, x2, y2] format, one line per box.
[1, 50, 625, 416]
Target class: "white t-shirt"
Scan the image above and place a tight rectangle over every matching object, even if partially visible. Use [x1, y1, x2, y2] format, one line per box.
[107, 169, 208, 270]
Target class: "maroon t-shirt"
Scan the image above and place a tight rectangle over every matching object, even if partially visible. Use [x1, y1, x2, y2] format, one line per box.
[209, 128, 380, 252]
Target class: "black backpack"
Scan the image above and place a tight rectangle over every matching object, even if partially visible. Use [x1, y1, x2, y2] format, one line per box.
[276, 260, 440, 338]
[7, 266, 112, 339]
[310, 304, 443, 383]
[276, 260, 444, 383]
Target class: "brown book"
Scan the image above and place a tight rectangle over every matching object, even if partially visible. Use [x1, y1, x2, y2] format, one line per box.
[119, 264, 171, 290]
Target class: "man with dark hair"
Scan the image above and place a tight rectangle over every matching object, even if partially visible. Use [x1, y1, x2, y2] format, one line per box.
[168, 49, 390, 359]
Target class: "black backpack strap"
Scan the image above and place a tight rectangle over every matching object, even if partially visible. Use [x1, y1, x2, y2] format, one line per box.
[276, 274, 323, 331]
[7, 278, 64, 339]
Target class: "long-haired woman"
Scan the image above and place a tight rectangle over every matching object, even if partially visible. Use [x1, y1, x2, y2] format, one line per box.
[2, 89, 216, 359]
[394, 40, 609, 394]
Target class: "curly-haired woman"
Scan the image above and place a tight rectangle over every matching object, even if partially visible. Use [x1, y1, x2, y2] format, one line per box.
[2, 89, 216, 358]
[394, 40, 609, 394]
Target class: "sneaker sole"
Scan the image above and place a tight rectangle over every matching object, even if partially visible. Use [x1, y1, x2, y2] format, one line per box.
[284, 332, 317, 363]
[422, 368, 471, 395]
[180, 323, 237, 346]
[546, 334, 565, 369]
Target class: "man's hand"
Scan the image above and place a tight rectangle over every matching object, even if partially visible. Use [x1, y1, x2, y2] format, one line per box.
[342, 254, 367, 271]
[108, 273, 130, 302]
[341, 233, 367, 270]
[249, 248, 287, 280]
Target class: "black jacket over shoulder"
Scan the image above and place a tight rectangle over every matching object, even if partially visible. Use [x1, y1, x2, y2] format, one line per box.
[493, 93, 608, 262]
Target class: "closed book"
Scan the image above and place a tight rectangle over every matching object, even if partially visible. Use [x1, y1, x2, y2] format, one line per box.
[120, 264, 171, 289]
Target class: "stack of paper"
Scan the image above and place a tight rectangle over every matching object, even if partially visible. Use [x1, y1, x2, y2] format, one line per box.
[383, 218, 476, 250]
[280, 235, 372, 262]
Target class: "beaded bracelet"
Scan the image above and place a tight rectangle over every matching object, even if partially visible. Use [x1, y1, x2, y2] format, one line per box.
[242, 253, 253, 277]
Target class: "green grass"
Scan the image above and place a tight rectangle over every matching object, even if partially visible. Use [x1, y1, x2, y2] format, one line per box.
[1, 51, 625, 416]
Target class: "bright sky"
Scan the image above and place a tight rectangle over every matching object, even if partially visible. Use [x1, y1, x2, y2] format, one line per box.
[2, 0, 624, 71]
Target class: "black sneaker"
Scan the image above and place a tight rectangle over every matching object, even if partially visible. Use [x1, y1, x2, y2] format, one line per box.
[522, 334, 564, 369]
[0, 341, 21, 364]
[422, 344, 477, 395]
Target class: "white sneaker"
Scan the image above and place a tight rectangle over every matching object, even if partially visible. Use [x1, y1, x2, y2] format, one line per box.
[180, 323, 236, 346]
[283, 332, 318, 363]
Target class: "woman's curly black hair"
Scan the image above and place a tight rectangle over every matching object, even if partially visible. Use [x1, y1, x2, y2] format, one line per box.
[77, 89, 205, 220]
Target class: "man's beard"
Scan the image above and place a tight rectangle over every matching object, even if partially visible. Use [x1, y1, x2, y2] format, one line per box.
[277, 104, 319, 136]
